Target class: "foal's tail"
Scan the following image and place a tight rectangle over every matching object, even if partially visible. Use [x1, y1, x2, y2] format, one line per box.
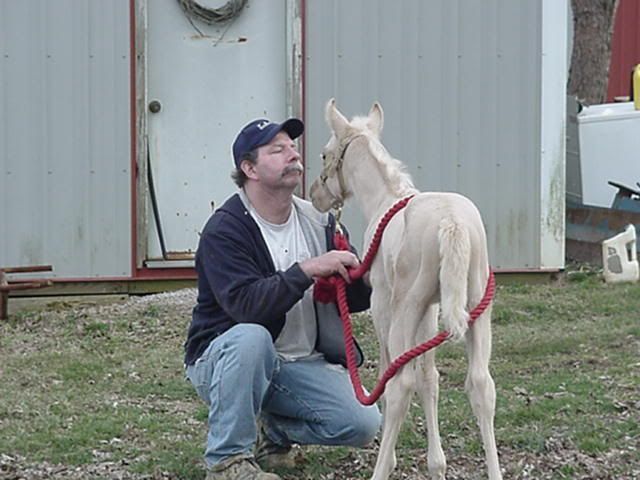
[438, 217, 471, 342]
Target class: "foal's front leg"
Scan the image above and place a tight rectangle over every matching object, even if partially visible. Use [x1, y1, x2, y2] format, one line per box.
[369, 306, 418, 480]
[370, 288, 392, 417]
[370, 360, 413, 479]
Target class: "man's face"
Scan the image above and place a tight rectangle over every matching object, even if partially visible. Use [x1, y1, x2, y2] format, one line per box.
[246, 131, 303, 190]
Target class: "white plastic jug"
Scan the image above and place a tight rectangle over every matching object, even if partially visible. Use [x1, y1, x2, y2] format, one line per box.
[602, 224, 639, 283]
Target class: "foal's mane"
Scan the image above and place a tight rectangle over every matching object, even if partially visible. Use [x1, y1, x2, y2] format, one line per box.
[349, 115, 417, 198]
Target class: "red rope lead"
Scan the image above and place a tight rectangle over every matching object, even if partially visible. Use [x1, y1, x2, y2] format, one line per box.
[348, 195, 414, 281]
[314, 195, 496, 406]
[337, 270, 495, 405]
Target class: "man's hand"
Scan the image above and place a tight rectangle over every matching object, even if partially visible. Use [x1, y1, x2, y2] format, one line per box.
[299, 251, 360, 282]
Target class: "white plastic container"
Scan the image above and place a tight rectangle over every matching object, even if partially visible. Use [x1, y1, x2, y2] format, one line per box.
[577, 102, 640, 208]
[602, 224, 639, 283]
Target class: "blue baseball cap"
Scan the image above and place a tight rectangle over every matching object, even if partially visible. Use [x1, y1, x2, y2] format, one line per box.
[232, 118, 304, 168]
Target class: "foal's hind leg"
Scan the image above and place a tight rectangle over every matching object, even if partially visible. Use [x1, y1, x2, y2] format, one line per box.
[464, 303, 503, 480]
[415, 304, 446, 480]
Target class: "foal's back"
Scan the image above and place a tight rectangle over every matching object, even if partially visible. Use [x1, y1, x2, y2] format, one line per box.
[381, 191, 489, 271]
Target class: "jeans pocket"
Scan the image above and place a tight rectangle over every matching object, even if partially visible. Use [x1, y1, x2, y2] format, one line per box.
[187, 351, 216, 404]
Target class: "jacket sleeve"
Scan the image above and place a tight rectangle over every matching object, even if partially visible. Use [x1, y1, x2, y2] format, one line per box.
[199, 217, 313, 327]
[346, 276, 372, 313]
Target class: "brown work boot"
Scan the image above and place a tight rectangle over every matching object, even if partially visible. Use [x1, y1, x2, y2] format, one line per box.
[205, 454, 282, 480]
[254, 422, 297, 470]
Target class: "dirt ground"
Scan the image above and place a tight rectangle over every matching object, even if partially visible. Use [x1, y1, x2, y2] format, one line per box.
[1, 288, 638, 480]
[1, 443, 639, 479]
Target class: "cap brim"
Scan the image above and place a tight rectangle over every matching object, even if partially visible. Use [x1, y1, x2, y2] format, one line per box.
[279, 118, 304, 140]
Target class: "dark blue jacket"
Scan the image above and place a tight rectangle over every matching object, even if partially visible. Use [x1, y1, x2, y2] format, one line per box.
[184, 192, 371, 366]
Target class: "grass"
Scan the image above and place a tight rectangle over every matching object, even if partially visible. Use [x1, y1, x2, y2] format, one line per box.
[0, 270, 638, 479]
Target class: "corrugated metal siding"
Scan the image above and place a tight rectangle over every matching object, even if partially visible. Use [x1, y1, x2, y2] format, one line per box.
[0, 0, 131, 278]
[305, 0, 564, 270]
[607, 0, 640, 101]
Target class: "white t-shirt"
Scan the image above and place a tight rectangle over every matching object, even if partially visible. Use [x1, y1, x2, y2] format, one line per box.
[248, 205, 320, 361]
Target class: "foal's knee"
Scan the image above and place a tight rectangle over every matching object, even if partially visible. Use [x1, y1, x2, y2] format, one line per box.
[465, 370, 496, 413]
[421, 363, 440, 385]
[465, 369, 495, 394]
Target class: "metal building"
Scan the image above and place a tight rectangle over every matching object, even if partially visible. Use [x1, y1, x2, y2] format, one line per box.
[1, 0, 132, 279]
[0, 0, 567, 292]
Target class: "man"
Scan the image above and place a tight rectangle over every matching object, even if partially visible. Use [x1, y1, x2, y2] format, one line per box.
[184, 117, 381, 480]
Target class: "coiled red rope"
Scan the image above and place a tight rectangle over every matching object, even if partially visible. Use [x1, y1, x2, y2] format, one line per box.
[314, 196, 496, 405]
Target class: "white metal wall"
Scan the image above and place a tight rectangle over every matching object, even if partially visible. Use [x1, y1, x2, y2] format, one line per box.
[305, 0, 567, 270]
[0, 0, 131, 278]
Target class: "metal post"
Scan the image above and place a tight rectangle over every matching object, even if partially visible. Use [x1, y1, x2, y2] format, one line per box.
[0, 270, 8, 320]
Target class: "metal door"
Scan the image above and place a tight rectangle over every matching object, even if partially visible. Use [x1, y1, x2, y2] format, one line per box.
[145, 0, 292, 265]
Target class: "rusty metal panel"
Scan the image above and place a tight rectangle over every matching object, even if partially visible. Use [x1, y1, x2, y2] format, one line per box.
[304, 0, 567, 270]
[0, 0, 131, 278]
[566, 203, 640, 266]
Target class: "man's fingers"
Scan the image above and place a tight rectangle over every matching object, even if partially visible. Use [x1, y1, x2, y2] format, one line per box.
[336, 263, 351, 282]
[301, 250, 360, 279]
[334, 250, 359, 267]
[343, 256, 359, 268]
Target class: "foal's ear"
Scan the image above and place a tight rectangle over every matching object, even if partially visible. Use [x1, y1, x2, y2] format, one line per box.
[368, 102, 384, 136]
[325, 98, 349, 138]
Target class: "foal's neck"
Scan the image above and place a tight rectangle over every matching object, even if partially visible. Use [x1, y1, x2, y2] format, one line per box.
[345, 142, 403, 222]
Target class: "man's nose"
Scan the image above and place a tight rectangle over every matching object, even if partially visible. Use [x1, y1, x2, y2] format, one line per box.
[287, 146, 301, 160]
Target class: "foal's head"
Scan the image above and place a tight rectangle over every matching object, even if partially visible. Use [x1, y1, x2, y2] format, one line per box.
[309, 98, 384, 212]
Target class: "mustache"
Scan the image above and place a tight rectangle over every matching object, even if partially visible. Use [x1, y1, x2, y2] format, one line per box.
[281, 162, 304, 177]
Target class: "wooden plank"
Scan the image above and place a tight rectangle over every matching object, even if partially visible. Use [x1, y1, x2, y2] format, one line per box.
[0, 281, 53, 292]
[8, 279, 196, 298]
[9, 281, 130, 297]
[1, 265, 52, 274]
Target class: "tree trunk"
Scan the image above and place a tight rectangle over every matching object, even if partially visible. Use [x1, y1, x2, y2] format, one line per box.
[568, 0, 620, 105]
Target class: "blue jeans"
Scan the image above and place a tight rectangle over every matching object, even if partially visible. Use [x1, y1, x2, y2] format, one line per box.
[185, 323, 381, 467]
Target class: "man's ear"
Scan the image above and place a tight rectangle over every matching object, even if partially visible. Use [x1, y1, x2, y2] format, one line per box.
[240, 160, 258, 180]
